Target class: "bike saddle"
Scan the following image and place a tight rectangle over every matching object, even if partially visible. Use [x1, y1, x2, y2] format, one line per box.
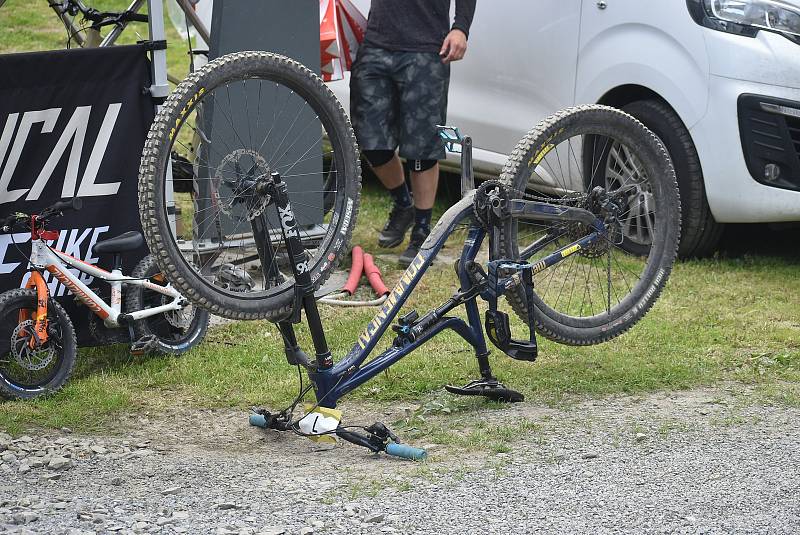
[93, 231, 144, 254]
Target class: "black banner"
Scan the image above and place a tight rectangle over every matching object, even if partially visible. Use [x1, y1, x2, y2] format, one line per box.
[0, 45, 155, 346]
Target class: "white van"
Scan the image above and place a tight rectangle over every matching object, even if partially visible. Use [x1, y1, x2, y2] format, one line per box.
[329, 0, 800, 257]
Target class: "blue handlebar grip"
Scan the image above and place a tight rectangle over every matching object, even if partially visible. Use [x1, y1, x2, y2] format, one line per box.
[385, 443, 427, 461]
[249, 414, 267, 428]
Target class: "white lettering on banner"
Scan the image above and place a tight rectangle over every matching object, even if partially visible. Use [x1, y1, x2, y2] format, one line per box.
[16, 226, 109, 297]
[0, 109, 60, 203]
[0, 104, 123, 204]
[63, 227, 92, 259]
[0, 232, 31, 274]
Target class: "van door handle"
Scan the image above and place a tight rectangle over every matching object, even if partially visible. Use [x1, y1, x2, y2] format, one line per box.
[597, 1, 608, 9]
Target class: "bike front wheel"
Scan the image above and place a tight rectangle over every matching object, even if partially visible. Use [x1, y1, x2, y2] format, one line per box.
[139, 51, 361, 321]
[0, 288, 77, 400]
[498, 105, 681, 345]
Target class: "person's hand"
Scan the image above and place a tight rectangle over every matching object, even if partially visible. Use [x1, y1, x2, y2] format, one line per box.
[439, 29, 468, 64]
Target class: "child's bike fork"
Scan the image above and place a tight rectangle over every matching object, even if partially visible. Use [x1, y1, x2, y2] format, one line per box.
[23, 270, 51, 347]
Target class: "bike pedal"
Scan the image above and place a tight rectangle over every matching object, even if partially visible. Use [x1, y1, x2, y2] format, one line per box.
[130, 335, 159, 355]
[445, 379, 524, 403]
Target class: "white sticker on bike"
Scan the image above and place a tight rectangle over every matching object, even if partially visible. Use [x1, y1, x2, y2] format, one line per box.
[298, 407, 342, 444]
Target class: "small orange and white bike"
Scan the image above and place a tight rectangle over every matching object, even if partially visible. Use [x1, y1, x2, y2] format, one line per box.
[0, 198, 209, 400]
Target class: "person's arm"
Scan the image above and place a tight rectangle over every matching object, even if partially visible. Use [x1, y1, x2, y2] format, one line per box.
[451, 0, 476, 39]
[440, 0, 476, 63]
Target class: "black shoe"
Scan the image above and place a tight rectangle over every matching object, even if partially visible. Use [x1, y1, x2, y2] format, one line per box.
[378, 204, 414, 248]
[398, 226, 429, 267]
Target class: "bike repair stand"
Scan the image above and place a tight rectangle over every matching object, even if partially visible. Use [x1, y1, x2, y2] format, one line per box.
[249, 173, 425, 461]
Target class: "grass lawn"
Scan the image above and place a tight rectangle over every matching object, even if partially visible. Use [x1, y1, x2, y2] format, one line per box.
[1, 1, 799, 438]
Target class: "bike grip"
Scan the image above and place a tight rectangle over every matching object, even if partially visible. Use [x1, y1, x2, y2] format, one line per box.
[363, 254, 390, 296]
[385, 443, 427, 461]
[50, 198, 83, 213]
[343, 246, 364, 295]
[249, 414, 268, 428]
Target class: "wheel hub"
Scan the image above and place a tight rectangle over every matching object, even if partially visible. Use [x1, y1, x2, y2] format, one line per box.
[214, 149, 271, 221]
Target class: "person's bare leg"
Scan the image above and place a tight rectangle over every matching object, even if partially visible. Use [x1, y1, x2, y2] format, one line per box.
[371, 153, 405, 189]
[409, 163, 439, 210]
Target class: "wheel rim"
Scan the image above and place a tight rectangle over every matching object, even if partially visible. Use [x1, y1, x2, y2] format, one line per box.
[512, 128, 660, 323]
[0, 301, 64, 390]
[157, 63, 351, 308]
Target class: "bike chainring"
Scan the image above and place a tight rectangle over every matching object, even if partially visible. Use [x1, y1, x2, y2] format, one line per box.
[213, 149, 271, 221]
[11, 320, 55, 371]
[160, 297, 194, 331]
[473, 180, 511, 228]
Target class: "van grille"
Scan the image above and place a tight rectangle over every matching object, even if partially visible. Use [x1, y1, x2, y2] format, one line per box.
[738, 95, 800, 192]
[787, 115, 800, 160]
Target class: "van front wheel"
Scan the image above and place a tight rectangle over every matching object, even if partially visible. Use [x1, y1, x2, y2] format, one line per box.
[622, 99, 723, 258]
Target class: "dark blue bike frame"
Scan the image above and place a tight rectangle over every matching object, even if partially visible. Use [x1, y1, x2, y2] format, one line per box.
[307, 192, 607, 408]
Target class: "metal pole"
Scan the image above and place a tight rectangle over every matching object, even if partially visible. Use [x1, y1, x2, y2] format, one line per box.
[146, 0, 174, 233]
[146, 0, 170, 101]
[175, 0, 211, 47]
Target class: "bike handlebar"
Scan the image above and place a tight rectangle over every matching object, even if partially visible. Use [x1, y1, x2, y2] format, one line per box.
[385, 442, 427, 461]
[43, 197, 84, 216]
[1, 198, 83, 232]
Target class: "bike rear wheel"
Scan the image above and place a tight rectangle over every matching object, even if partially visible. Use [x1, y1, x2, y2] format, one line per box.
[125, 255, 210, 354]
[498, 105, 681, 345]
[0, 288, 77, 400]
[139, 51, 361, 321]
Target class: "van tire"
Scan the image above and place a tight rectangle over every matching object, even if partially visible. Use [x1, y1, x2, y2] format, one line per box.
[622, 100, 723, 258]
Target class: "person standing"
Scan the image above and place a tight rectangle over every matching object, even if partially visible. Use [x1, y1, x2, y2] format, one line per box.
[350, 0, 476, 267]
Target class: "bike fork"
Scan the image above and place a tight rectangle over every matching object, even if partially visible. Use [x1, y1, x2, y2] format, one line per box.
[24, 270, 50, 345]
[257, 173, 332, 371]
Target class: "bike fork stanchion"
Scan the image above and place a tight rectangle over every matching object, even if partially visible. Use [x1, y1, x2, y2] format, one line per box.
[264, 173, 333, 371]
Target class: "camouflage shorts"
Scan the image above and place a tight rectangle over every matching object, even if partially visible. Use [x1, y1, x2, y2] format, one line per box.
[350, 46, 450, 161]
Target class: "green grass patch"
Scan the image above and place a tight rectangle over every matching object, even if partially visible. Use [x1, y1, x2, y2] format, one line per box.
[1, 2, 799, 438]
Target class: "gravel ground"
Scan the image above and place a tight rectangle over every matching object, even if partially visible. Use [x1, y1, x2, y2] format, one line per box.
[2, 388, 798, 534]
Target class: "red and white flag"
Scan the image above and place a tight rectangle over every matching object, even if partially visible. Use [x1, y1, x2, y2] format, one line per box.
[320, 0, 367, 82]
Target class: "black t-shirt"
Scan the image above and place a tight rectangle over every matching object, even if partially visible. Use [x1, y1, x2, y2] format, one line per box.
[363, 0, 477, 53]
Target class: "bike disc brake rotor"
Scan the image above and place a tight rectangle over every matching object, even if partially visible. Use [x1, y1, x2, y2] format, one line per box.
[213, 149, 271, 221]
[11, 320, 55, 371]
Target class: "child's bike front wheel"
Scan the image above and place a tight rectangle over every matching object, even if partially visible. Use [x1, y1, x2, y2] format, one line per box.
[0, 288, 77, 400]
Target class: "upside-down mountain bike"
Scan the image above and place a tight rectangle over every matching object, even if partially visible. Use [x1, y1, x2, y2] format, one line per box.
[138, 51, 681, 460]
[0, 199, 209, 400]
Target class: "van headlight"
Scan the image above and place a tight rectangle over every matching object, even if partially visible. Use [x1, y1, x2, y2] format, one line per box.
[687, 0, 800, 42]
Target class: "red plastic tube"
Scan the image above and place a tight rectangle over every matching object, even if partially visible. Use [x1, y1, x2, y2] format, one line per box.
[363, 253, 390, 296]
[343, 246, 364, 295]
